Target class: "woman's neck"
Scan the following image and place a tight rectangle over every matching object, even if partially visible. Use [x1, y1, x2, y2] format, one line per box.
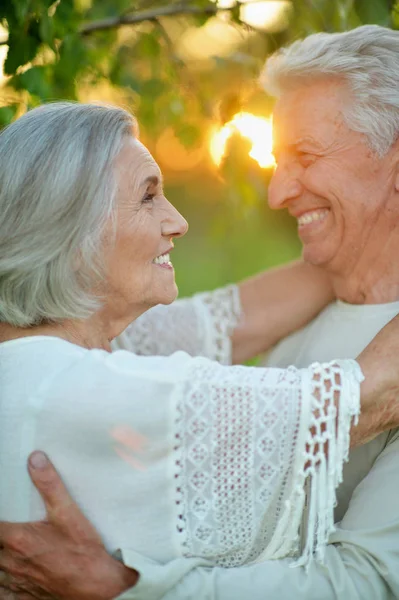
[0, 309, 135, 351]
[0, 299, 150, 350]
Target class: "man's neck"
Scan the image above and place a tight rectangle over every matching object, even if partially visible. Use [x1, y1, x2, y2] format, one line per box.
[321, 217, 399, 305]
[330, 266, 399, 305]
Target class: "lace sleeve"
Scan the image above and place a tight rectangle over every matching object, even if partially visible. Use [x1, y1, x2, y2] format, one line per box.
[173, 358, 363, 569]
[114, 285, 242, 364]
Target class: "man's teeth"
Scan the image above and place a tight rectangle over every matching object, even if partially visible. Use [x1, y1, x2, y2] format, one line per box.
[297, 210, 329, 227]
[153, 253, 171, 265]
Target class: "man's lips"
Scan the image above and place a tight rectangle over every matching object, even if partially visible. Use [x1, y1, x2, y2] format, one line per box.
[291, 208, 330, 228]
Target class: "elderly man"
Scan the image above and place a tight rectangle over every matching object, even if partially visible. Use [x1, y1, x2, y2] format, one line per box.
[2, 23, 399, 600]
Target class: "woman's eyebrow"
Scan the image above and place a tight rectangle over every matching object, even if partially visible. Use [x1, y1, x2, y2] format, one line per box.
[143, 174, 162, 187]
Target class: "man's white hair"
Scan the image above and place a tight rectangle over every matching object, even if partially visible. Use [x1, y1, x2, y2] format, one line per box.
[0, 102, 136, 327]
[261, 25, 399, 156]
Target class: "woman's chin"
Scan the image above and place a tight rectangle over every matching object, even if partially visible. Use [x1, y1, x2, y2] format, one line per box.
[154, 284, 179, 306]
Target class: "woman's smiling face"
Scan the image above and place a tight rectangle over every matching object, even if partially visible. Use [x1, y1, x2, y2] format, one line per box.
[102, 137, 188, 320]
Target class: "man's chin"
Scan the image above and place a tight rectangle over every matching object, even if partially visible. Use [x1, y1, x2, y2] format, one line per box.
[301, 244, 333, 268]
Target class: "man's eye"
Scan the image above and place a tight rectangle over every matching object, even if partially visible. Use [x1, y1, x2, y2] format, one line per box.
[297, 151, 316, 167]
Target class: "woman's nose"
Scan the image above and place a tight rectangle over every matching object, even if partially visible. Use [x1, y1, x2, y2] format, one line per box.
[162, 199, 189, 238]
[268, 163, 303, 211]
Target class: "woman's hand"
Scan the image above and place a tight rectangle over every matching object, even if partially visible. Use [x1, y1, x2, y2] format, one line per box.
[0, 453, 138, 600]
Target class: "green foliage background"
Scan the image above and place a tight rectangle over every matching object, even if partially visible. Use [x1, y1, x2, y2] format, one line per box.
[0, 0, 397, 297]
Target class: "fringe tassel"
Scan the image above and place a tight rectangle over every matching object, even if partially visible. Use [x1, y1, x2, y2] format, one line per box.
[293, 360, 363, 570]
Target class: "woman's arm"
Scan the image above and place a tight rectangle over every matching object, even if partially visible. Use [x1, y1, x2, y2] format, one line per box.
[116, 260, 332, 365]
[232, 260, 333, 363]
[2, 311, 399, 599]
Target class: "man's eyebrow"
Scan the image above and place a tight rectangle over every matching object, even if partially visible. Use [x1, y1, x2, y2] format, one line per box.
[273, 138, 325, 160]
[295, 137, 324, 150]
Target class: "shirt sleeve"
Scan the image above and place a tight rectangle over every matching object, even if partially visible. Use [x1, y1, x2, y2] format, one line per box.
[112, 285, 242, 364]
[169, 358, 362, 568]
[31, 350, 361, 571]
[115, 431, 399, 600]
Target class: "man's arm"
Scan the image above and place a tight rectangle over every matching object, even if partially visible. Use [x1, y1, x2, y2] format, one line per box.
[116, 431, 399, 600]
[2, 434, 399, 600]
[0, 452, 138, 600]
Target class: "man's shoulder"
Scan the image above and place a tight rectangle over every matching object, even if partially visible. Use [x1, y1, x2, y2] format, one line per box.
[264, 299, 399, 368]
[262, 303, 337, 368]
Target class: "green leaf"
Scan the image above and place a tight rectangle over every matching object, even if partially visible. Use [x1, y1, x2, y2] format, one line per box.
[13, 66, 52, 99]
[140, 78, 166, 98]
[51, 34, 87, 98]
[10, 0, 30, 23]
[231, 2, 241, 25]
[4, 29, 41, 75]
[110, 64, 142, 93]
[392, 0, 399, 28]
[39, 10, 55, 50]
[134, 33, 161, 59]
[0, 103, 18, 128]
[52, 0, 79, 38]
[354, 0, 392, 25]
[175, 122, 201, 149]
[137, 101, 157, 133]
[0, 0, 16, 22]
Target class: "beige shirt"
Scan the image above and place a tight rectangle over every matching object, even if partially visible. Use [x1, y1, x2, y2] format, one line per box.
[117, 299, 399, 600]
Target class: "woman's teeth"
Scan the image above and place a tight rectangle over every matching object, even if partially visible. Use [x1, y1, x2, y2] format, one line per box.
[153, 253, 171, 265]
[297, 209, 329, 227]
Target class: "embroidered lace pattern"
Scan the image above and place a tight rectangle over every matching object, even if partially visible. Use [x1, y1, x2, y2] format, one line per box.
[117, 285, 241, 364]
[173, 358, 363, 568]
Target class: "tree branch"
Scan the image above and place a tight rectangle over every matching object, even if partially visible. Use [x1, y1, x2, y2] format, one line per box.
[79, 3, 222, 36]
[0, 1, 250, 46]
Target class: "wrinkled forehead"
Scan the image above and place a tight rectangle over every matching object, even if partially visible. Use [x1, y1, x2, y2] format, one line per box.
[115, 137, 162, 189]
[272, 78, 351, 149]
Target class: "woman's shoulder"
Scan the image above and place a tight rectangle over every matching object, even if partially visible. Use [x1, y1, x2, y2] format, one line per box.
[83, 345, 197, 385]
[0, 335, 86, 378]
[1, 334, 197, 382]
[1, 335, 205, 422]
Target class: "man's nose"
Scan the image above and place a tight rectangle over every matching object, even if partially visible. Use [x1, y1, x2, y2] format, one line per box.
[268, 163, 303, 210]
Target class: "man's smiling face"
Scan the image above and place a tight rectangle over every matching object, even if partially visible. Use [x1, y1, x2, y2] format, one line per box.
[268, 78, 398, 276]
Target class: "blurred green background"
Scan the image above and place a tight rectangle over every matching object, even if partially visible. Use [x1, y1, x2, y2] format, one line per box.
[0, 0, 397, 297]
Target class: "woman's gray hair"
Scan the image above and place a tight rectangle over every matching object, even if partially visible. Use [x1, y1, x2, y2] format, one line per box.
[0, 102, 137, 326]
[261, 25, 399, 156]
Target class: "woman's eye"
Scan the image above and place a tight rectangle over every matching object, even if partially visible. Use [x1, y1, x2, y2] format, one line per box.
[142, 193, 155, 204]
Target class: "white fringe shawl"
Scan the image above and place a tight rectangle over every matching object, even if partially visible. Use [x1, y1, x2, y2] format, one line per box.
[262, 359, 363, 568]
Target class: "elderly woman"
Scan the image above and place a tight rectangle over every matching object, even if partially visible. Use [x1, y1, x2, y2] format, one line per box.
[1, 101, 399, 591]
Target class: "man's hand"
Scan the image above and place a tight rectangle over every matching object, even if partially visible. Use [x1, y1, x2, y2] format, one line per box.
[0, 452, 138, 600]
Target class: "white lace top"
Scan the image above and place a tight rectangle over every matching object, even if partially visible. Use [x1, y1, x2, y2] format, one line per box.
[115, 286, 242, 365]
[0, 286, 362, 568]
